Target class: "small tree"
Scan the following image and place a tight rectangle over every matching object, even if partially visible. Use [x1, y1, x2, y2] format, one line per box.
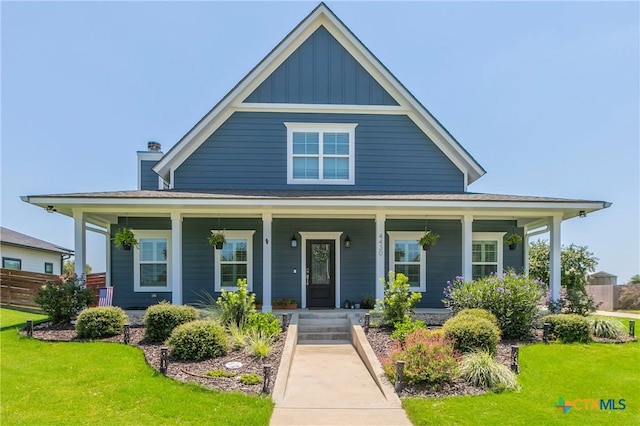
[63, 260, 92, 276]
[34, 274, 95, 323]
[628, 274, 640, 285]
[376, 271, 422, 327]
[528, 241, 598, 291]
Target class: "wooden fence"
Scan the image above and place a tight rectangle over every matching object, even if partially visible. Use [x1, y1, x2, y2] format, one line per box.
[585, 284, 629, 311]
[0, 269, 106, 310]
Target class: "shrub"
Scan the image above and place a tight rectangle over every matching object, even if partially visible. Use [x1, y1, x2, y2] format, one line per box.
[245, 329, 274, 359]
[216, 278, 256, 327]
[443, 315, 501, 354]
[558, 288, 600, 315]
[460, 351, 519, 392]
[590, 317, 625, 339]
[443, 272, 545, 339]
[376, 271, 422, 327]
[76, 307, 128, 339]
[167, 320, 230, 360]
[545, 314, 591, 343]
[34, 274, 95, 324]
[228, 322, 247, 349]
[246, 312, 281, 337]
[618, 285, 640, 310]
[382, 329, 460, 385]
[205, 369, 236, 378]
[238, 373, 263, 385]
[144, 302, 199, 342]
[390, 319, 426, 343]
[457, 308, 498, 326]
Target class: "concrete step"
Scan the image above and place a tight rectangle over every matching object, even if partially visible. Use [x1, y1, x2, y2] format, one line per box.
[298, 318, 349, 327]
[297, 339, 351, 345]
[298, 312, 349, 320]
[298, 325, 349, 333]
[298, 332, 351, 342]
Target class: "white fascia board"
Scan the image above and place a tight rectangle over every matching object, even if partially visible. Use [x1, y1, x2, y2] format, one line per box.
[237, 103, 409, 114]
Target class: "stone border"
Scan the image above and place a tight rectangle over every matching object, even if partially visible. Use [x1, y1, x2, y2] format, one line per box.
[348, 313, 401, 407]
[271, 312, 298, 404]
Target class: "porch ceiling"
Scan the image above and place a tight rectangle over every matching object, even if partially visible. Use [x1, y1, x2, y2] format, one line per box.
[21, 189, 611, 228]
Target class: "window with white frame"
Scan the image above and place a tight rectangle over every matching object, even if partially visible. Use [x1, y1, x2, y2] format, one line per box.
[285, 123, 356, 184]
[215, 230, 255, 291]
[133, 230, 171, 292]
[471, 232, 506, 280]
[387, 231, 426, 291]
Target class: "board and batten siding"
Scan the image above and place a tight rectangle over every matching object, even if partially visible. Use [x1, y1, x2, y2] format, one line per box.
[244, 26, 397, 106]
[174, 112, 464, 191]
[111, 218, 172, 308]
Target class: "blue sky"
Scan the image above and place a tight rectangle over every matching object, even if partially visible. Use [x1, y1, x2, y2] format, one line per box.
[2, 1, 638, 282]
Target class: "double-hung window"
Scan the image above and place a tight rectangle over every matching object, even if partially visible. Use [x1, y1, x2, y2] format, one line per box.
[214, 230, 255, 291]
[471, 232, 506, 280]
[387, 231, 426, 292]
[133, 230, 171, 292]
[285, 123, 356, 184]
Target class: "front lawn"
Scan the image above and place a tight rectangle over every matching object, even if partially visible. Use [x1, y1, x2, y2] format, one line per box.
[403, 340, 640, 425]
[0, 307, 48, 330]
[0, 308, 273, 425]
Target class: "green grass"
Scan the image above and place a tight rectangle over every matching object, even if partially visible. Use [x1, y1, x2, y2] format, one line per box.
[590, 314, 636, 331]
[403, 341, 640, 425]
[0, 308, 273, 425]
[0, 307, 48, 329]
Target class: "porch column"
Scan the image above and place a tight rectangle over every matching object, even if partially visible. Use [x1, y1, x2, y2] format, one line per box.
[375, 213, 386, 301]
[73, 211, 86, 278]
[171, 212, 182, 305]
[461, 214, 473, 280]
[262, 213, 273, 312]
[523, 226, 530, 276]
[549, 215, 562, 302]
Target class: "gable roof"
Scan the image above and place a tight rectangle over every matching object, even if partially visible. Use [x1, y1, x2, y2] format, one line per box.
[0, 227, 73, 255]
[152, 2, 486, 187]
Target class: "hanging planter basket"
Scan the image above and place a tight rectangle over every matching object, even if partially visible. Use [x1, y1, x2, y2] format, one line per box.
[113, 227, 138, 250]
[208, 230, 226, 250]
[505, 233, 523, 251]
[418, 230, 439, 251]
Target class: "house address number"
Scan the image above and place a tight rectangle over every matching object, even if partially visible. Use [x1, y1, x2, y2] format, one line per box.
[377, 233, 384, 256]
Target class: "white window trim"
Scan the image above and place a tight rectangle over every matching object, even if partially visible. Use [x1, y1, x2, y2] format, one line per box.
[387, 231, 426, 292]
[214, 230, 256, 292]
[133, 230, 172, 292]
[285, 122, 357, 185]
[472, 232, 506, 278]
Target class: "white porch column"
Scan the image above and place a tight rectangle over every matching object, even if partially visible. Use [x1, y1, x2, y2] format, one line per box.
[171, 212, 183, 305]
[262, 213, 273, 312]
[73, 211, 86, 278]
[523, 226, 530, 276]
[461, 214, 473, 280]
[549, 215, 562, 302]
[375, 213, 386, 301]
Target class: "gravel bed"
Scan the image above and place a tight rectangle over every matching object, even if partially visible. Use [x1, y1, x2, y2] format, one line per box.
[26, 315, 285, 396]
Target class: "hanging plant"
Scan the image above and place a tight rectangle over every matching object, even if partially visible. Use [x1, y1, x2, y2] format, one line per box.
[418, 229, 440, 251]
[208, 230, 226, 249]
[113, 227, 138, 250]
[505, 233, 523, 251]
[313, 247, 329, 262]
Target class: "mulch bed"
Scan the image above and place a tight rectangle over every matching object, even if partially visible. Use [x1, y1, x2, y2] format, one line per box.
[24, 319, 285, 396]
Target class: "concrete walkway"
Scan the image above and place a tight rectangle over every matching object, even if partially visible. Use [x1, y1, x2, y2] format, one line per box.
[270, 344, 411, 426]
[595, 310, 640, 319]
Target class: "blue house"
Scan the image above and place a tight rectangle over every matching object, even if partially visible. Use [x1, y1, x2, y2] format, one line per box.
[22, 3, 609, 310]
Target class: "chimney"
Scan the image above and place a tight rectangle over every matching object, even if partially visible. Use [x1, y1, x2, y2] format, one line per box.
[137, 141, 164, 190]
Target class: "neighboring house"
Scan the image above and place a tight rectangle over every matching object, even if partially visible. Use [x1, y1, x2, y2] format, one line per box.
[0, 227, 73, 275]
[21, 3, 610, 310]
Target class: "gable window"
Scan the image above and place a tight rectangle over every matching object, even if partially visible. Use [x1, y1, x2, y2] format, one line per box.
[44, 262, 54, 274]
[387, 232, 426, 292]
[214, 230, 255, 291]
[133, 230, 171, 292]
[285, 123, 356, 184]
[472, 232, 506, 280]
[2, 257, 21, 270]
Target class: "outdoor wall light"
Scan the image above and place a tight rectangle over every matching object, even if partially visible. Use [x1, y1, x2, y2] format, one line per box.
[344, 235, 351, 248]
[578, 210, 587, 218]
[290, 235, 298, 248]
[45, 205, 57, 213]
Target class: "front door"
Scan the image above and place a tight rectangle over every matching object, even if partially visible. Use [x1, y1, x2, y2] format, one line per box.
[306, 240, 335, 308]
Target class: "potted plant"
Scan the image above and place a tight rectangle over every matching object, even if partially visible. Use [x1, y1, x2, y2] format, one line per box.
[505, 233, 523, 250]
[273, 298, 298, 309]
[208, 230, 226, 249]
[113, 227, 138, 250]
[254, 298, 263, 311]
[418, 229, 440, 251]
[361, 294, 376, 310]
